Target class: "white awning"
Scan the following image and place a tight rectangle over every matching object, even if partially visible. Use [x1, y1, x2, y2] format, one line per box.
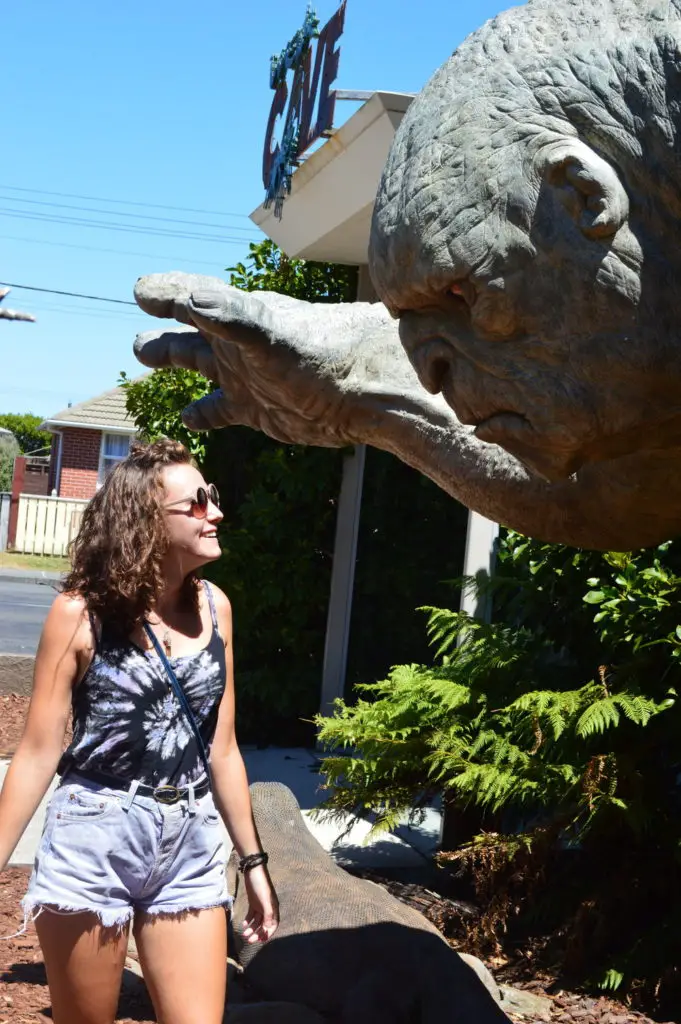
[251, 91, 414, 266]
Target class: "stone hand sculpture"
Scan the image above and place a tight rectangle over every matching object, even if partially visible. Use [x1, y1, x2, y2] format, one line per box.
[135, 0, 681, 551]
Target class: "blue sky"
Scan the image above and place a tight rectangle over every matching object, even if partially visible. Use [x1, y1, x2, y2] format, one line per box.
[2, 0, 521, 417]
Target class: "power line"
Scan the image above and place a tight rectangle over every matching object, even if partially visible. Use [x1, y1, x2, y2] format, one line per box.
[26, 298, 142, 317]
[0, 232, 230, 268]
[0, 208, 255, 245]
[23, 306, 141, 322]
[0, 183, 251, 219]
[0, 282, 137, 306]
[0, 194, 255, 233]
[24, 305, 143, 323]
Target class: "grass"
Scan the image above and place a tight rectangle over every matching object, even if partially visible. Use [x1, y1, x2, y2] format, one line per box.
[0, 552, 70, 572]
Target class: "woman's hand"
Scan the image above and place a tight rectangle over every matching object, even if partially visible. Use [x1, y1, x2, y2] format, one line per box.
[241, 865, 279, 944]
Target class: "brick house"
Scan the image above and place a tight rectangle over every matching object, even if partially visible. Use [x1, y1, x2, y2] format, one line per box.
[40, 385, 137, 500]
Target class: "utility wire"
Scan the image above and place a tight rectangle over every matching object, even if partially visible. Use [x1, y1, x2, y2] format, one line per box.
[0, 183, 251, 219]
[0, 208, 249, 243]
[0, 208, 255, 245]
[24, 305, 143, 322]
[26, 299, 142, 317]
[0, 233, 226, 268]
[0, 282, 137, 306]
[0, 194, 255, 233]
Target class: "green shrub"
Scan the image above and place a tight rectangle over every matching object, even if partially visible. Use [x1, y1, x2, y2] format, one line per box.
[0, 414, 49, 455]
[0, 433, 19, 491]
[316, 532, 681, 1012]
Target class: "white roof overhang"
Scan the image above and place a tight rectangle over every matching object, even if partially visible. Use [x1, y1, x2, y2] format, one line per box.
[250, 91, 414, 265]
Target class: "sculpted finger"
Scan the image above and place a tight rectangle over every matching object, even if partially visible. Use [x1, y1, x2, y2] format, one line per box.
[134, 328, 217, 379]
[134, 272, 230, 326]
[188, 288, 272, 347]
[181, 389, 237, 431]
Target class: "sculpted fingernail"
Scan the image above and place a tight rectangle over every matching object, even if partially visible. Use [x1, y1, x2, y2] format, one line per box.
[191, 290, 219, 310]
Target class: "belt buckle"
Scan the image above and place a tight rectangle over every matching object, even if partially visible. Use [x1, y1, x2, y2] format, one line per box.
[153, 784, 181, 805]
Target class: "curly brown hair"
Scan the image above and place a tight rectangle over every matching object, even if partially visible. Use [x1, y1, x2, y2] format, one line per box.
[63, 438, 200, 636]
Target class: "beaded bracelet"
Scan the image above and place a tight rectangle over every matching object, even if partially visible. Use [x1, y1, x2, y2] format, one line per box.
[238, 851, 269, 873]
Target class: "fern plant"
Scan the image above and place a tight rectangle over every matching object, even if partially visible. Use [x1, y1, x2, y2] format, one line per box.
[316, 531, 681, 1014]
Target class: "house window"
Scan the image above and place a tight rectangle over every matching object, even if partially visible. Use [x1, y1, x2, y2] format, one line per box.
[98, 433, 131, 484]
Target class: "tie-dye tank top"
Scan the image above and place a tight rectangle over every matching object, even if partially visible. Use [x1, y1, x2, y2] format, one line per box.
[57, 581, 226, 788]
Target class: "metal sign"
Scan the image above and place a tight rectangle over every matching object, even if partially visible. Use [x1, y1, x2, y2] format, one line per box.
[263, 2, 347, 218]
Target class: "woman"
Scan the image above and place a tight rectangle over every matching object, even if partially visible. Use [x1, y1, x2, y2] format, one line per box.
[0, 438, 278, 1024]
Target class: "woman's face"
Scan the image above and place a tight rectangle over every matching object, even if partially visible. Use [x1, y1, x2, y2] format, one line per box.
[160, 462, 223, 574]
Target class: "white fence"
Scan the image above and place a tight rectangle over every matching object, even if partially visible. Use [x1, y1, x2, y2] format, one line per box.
[13, 494, 88, 557]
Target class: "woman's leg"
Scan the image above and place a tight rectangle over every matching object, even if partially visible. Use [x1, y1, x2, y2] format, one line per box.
[133, 907, 227, 1024]
[36, 909, 131, 1024]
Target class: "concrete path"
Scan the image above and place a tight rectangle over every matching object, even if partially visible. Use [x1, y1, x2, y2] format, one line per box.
[1, 748, 441, 870]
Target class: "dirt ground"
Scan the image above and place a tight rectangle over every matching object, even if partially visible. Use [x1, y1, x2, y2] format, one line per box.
[0, 695, 675, 1023]
[0, 695, 35, 756]
[0, 695, 72, 757]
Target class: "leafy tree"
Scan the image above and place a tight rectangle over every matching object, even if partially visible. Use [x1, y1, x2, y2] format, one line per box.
[0, 413, 50, 454]
[227, 238, 358, 301]
[204, 435, 343, 744]
[0, 433, 20, 491]
[119, 369, 211, 462]
[316, 532, 681, 1013]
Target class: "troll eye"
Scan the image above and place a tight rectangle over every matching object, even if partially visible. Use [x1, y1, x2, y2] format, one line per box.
[446, 281, 475, 307]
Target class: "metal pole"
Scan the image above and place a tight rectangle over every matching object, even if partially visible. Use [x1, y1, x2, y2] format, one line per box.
[319, 443, 366, 719]
[459, 510, 500, 626]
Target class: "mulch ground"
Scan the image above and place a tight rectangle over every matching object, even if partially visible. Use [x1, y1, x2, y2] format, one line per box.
[0, 695, 33, 757]
[0, 695, 71, 759]
[0, 695, 676, 1022]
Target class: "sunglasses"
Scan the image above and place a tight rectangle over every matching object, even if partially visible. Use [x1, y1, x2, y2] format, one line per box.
[164, 483, 221, 519]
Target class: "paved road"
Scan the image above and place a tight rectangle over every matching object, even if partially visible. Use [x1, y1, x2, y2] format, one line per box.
[0, 580, 57, 654]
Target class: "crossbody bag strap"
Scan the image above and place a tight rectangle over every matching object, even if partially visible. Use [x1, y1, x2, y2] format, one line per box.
[143, 623, 212, 783]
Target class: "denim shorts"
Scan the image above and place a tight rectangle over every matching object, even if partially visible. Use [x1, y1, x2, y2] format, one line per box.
[21, 775, 232, 931]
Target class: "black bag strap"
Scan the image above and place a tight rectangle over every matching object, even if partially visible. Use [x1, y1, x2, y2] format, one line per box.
[143, 623, 212, 784]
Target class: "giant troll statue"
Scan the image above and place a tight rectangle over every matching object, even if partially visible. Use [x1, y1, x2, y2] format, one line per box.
[135, 0, 681, 551]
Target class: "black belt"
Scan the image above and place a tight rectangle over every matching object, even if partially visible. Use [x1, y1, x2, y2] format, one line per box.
[64, 767, 211, 805]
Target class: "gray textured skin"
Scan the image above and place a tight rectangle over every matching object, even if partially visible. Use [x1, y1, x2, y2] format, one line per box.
[226, 783, 509, 1024]
[134, 0, 681, 550]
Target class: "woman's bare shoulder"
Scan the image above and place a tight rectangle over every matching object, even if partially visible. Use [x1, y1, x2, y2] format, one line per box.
[204, 581, 232, 636]
[51, 589, 88, 617]
[43, 590, 92, 642]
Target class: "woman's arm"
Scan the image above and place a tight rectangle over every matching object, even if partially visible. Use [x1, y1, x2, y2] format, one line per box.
[0, 592, 90, 871]
[208, 583, 279, 942]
